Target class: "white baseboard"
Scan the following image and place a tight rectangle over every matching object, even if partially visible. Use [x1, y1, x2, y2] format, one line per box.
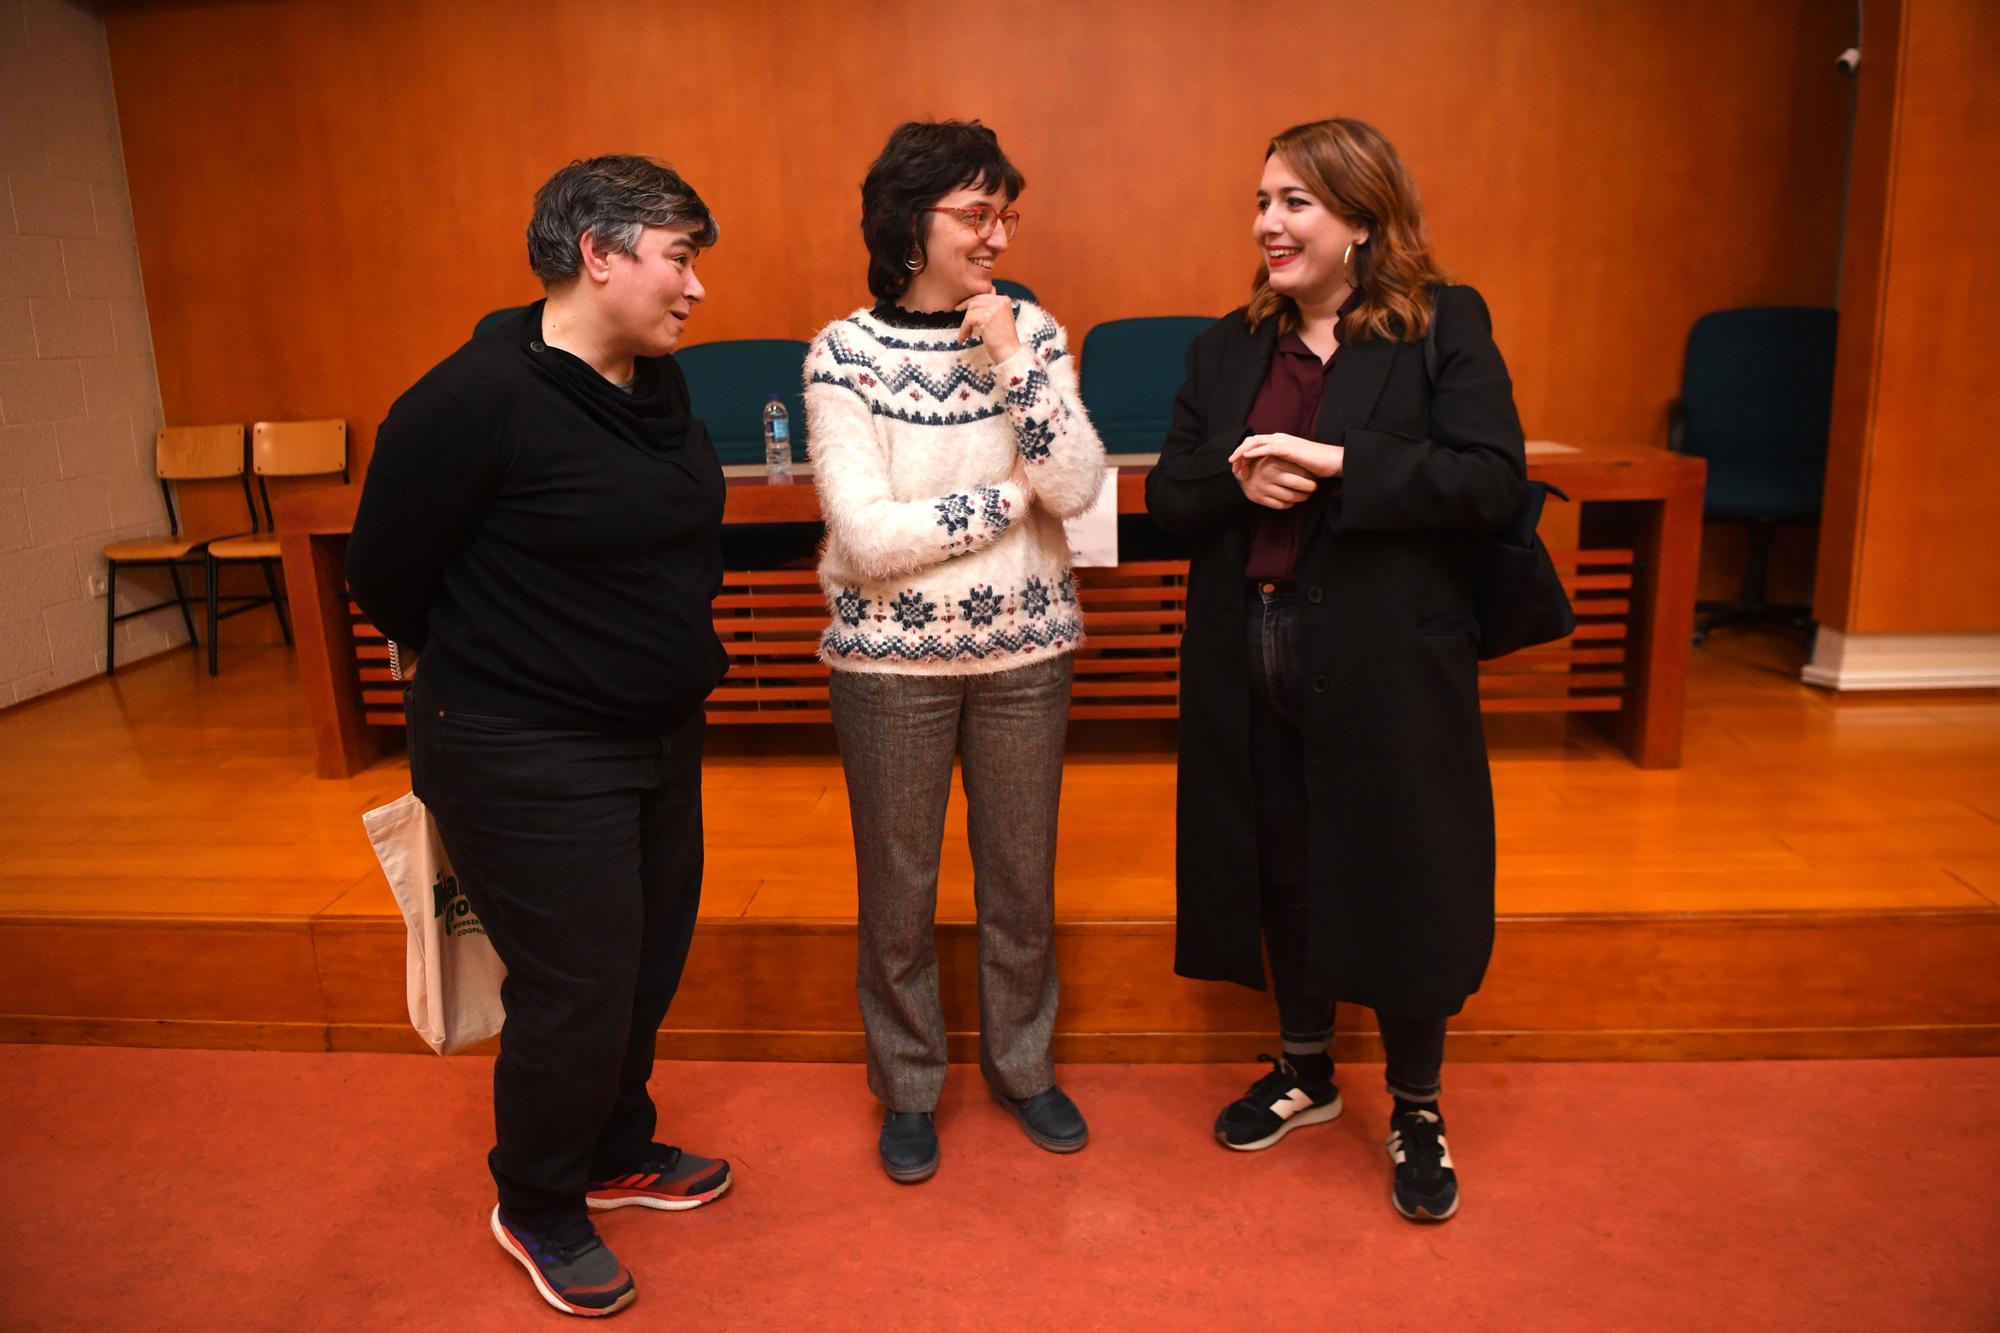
[1802, 628, 2000, 691]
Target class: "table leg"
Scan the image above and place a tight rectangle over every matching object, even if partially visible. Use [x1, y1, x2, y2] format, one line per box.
[1585, 487, 1702, 769]
[280, 531, 382, 779]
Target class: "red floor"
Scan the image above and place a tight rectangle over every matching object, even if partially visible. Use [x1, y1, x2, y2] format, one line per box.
[2, 1047, 1995, 1330]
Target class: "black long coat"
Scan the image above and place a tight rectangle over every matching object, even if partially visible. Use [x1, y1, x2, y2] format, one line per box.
[1144, 285, 1527, 1018]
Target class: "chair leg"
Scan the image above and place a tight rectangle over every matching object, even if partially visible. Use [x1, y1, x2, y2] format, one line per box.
[261, 558, 294, 645]
[167, 561, 200, 650]
[105, 561, 118, 676]
[206, 554, 221, 677]
[1739, 519, 1776, 614]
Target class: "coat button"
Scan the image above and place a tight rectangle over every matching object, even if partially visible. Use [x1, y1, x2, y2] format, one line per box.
[1306, 586, 1323, 604]
[1312, 674, 1329, 693]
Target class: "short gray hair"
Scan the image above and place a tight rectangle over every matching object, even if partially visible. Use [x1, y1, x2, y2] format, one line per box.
[526, 155, 719, 285]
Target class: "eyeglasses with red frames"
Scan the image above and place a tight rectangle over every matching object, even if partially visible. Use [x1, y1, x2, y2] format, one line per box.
[921, 204, 1021, 241]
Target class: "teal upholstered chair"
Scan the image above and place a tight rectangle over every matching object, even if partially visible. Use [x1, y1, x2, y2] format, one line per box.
[473, 305, 530, 339]
[1079, 316, 1212, 456]
[674, 338, 818, 568]
[992, 277, 1038, 304]
[1668, 306, 1837, 638]
[674, 339, 811, 467]
[1080, 316, 1214, 561]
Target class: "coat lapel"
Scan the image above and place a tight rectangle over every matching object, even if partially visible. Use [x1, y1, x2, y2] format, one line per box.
[1314, 334, 1398, 442]
[1213, 318, 1279, 441]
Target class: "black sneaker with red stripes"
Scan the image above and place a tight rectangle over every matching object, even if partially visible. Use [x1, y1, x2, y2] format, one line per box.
[1213, 1054, 1344, 1151]
[586, 1143, 732, 1212]
[490, 1207, 636, 1318]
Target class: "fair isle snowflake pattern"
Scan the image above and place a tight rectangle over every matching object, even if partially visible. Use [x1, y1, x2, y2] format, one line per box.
[1016, 416, 1055, 463]
[935, 492, 975, 535]
[1005, 367, 1049, 412]
[834, 586, 870, 627]
[824, 616, 1084, 665]
[958, 585, 1005, 627]
[977, 485, 1010, 530]
[807, 299, 1104, 676]
[890, 589, 938, 631]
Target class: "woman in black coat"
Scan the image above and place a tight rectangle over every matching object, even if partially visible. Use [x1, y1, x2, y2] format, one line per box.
[1144, 118, 1526, 1224]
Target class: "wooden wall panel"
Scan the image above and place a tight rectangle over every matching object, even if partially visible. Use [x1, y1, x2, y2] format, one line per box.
[103, 0, 1849, 480]
[1814, 0, 1902, 632]
[1846, 0, 2000, 631]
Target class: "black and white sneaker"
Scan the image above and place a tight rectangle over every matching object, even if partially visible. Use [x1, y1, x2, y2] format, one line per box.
[1387, 1104, 1460, 1222]
[1213, 1054, 1343, 1151]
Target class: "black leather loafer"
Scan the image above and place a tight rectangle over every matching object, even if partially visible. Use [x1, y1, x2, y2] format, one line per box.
[994, 1084, 1089, 1153]
[879, 1110, 939, 1183]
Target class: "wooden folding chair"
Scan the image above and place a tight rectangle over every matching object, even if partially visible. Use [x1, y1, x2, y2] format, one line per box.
[204, 419, 348, 675]
[103, 424, 256, 675]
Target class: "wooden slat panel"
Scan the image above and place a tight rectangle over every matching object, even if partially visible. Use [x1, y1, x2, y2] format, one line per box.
[1083, 609, 1187, 627]
[713, 592, 827, 610]
[1551, 549, 1637, 567]
[1480, 672, 1627, 695]
[1073, 680, 1180, 697]
[1481, 696, 1626, 713]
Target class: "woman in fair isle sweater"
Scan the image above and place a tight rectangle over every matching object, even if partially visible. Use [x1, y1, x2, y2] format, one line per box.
[806, 120, 1105, 1183]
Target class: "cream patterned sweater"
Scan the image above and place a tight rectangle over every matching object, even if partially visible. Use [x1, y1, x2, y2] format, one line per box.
[805, 300, 1106, 675]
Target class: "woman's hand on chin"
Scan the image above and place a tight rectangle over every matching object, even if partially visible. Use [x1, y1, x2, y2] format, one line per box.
[957, 292, 1022, 362]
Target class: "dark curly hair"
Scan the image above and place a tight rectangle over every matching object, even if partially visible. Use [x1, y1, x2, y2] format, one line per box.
[860, 120, 1025, 302]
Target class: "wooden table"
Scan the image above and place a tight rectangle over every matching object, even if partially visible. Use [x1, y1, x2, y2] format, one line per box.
[277, 443, 1703, 777]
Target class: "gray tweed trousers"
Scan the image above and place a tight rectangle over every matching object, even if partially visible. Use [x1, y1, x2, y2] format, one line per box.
[828, 655, 1073, 1112]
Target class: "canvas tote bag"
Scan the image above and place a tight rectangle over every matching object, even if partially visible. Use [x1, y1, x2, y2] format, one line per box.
[362, 791, 507, 1054]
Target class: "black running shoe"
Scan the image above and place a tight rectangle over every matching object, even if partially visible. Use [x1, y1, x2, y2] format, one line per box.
[1387, 1105, 1460, 1222]
[1213, 1054, 1343, 1151]
[489, 1206, 636, 1318]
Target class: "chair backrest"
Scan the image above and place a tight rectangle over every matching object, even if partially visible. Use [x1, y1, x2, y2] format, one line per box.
[674, 338, 812, 467]
[1078, 316, 1214, 455]
[1679, 306, 1838, 521]
[251, 420, 348, 478]
[474, 305, 531, 339]
[993, 277, 1038, 304]
[156, 424, 246, 480]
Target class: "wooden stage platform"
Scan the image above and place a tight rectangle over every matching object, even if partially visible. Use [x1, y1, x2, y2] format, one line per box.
[2, 635, 1996, 1062]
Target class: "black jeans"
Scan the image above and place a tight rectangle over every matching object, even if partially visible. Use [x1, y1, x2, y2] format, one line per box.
[406, 674, 706, 1227]
[1247, 581, 1447, 1101]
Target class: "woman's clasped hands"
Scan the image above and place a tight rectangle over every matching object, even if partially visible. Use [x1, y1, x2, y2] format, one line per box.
[1228, 433, 1345, 509]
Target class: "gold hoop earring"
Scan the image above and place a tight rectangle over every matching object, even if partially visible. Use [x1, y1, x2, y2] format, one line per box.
[1343, 242, 1353, 266]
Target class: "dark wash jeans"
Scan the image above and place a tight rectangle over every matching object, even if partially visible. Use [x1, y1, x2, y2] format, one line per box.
[406, 671, 705, 1227]
[1247, 581, 1447, 1101]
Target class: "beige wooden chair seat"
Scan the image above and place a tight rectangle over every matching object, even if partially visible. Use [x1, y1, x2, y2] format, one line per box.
[105, 536, 208, 561]
[208, 534, 282, 561]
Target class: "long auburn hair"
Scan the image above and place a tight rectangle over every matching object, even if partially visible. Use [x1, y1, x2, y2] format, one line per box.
[1245, 118, 1446, 343]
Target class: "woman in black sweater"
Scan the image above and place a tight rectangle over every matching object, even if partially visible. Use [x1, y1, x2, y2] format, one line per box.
[347, 156, 731, 1320]
[1145, 120, 1527, 1224]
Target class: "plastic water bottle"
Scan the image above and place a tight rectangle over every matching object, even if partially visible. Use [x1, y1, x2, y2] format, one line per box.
[763, 396, 792, 484]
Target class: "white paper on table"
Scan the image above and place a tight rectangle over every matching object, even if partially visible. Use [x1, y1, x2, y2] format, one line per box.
[1063, 467, 1120, 568]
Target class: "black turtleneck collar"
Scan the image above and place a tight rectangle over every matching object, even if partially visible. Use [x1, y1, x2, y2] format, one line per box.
[515, 299, 694, 456]
[870, 301, 966, 330]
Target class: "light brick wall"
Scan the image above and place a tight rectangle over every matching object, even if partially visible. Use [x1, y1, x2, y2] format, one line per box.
[0, 0, 176, 705]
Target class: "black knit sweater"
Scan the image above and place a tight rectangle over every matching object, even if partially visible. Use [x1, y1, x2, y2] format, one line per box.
[346, 302, 727, 732]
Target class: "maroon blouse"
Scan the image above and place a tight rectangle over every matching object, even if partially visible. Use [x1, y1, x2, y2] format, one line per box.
[1242, 295, 1357, 582]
